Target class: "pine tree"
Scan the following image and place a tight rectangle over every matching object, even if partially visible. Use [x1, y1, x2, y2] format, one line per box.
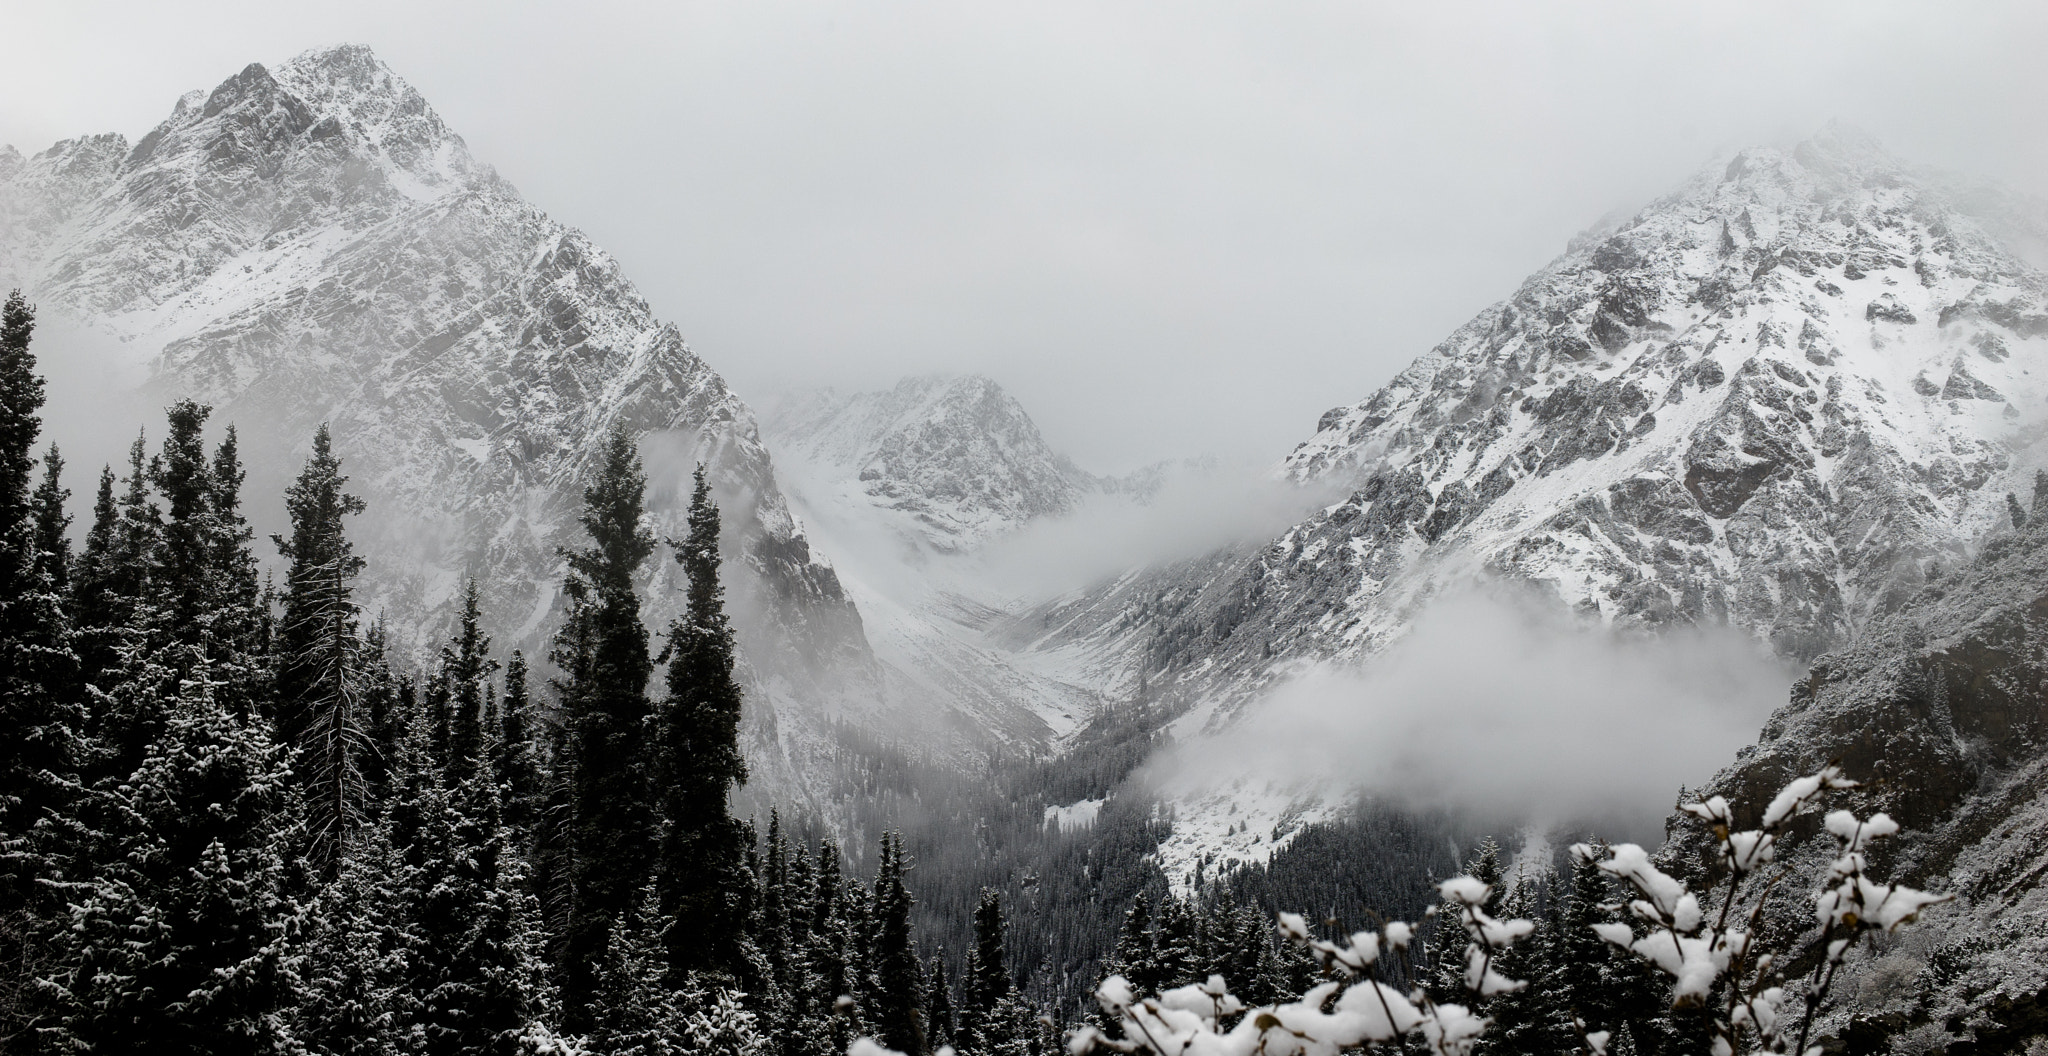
[276, 425, 370, 873]
[1427, 837, 1504, 1004]
[683, 987, 770, 1056]
[0, 291, 81, 1053]
[553, 427, 659, 1027]
[926, 953, 955, 1054]
[414, 767, 556, 1056]
[962, 890, 1015, 1051]
[1481, 871, 1551, 1056]
[48, 660, 298, 1055]
[441, 581, 497, 786]
[870, 833, 924, 1056]
[494, 649, 543, 840]
[295, 819, 418, 1056]
[655, 463, 751, 980]
[69, 464, 122, 685]
[590, 884, 684, 1056]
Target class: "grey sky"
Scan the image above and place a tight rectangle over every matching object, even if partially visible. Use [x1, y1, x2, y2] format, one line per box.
[6, 2, 2045, 472]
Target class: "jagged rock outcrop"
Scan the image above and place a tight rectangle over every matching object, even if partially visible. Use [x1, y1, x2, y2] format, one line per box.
[1660, 497, 2048, 1054]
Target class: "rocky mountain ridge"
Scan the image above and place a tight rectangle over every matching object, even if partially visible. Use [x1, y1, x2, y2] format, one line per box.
[1022, 125, 2048, 721]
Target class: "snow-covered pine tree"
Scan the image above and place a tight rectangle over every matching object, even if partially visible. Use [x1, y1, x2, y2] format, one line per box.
[276, 424, 371, 874]
[960, 890, 1015, 1053]
[67, 463, 122, 685]
[441, 581, 498, 786]
[683, 987, 769, 1056]
[655, 463, 751, 981]
[494, 649, 543, 842]
[812, 839, 862, 1054]
[590, 883, 684, 1056]
[757, 811, 796, 1043]
[1479, 870, 1552, 1055]
[552, 427, 659, 1028]
[869, 833, 924, 1056]
[295, 817, 419, 1056]
[0, 291, 82, 1054]
[925, 953, 955, 1054]
[48, 659, 298, 1055]
[1149, 897, 1203, 996]
[1426, 837, 1503, 1004]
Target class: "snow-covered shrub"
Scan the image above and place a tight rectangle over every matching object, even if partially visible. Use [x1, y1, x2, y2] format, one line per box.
[846, 766, 1943, 1056]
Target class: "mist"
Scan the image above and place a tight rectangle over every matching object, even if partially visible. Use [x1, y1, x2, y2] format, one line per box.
[967, 462, 1347, 602]
[1145, 588, 1797, 840]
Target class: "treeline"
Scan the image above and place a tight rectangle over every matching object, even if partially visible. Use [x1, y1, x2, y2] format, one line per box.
[0, 290, 1040, 1055]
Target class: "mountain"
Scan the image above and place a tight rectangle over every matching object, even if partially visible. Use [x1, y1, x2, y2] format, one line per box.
[986, 125, 2048, 883]
[762, 374, 1124, 555]
[1661, 489, 2048, 1052]
[760, 374, 1144, 749]
[0, 44, 875, 800]
[1029, 124, 2048, 711]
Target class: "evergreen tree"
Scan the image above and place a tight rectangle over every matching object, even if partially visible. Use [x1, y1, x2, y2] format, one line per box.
[440, 581, 497, 786]
[69, 463, 123, 685]
[553, 427, 659, 1027]
[926, 954, 955, 1054]
[295, 819, 418, 1056]
[0, 291, 80, 1053]
[1427, 837, 1504, 1004]
[870, 833, 924, 1056]
[48, 661, 298, 1055]
[29, 446, 68, 595]
[1480, 872, 1551, 1056]
[414, 768, 555, 1056]
[656, 463, 751, 980]
[150, 399, 216, 646]
[494, 649, 543, 840]
[276, 425, 370, 873]
[961, 890, 1015, 1051]
[682, 988, 769, 1056]
[590, 884, 685, 1056]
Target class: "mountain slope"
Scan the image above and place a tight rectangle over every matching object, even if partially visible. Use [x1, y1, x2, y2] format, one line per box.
[1661, 490, 2048, 1053]
[1026, 126, 2048, 722]
[0, 44, 875, 799]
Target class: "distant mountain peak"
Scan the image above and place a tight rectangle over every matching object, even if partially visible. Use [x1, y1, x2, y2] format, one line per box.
[764, 373, 1099, 552]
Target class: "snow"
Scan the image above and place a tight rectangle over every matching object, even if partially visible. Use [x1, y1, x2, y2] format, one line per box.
[1045, 797, 1105, 833]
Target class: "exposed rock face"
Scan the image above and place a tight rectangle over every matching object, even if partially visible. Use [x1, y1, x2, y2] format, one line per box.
[762, 374, 1104, 554]
[1031, 125, 2048, 719]
[0, 44, 872, 798]
[1661, 504, 2048, 1053]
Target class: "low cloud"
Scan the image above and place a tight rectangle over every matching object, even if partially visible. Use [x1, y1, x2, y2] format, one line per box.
[966, 460, 1346, 601]
[1147, 588, 1795, 838]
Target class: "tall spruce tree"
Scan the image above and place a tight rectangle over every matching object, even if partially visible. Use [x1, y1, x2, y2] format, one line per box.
[656, 463, 751, 980]
[0, 291, 81, 1052]
[441, 581, 497, 786]
[870, 833, 924, 1056]
[275, 424, 370, 872]
[962, 890, 1015, 1051]
[495, 649, 543, 840]
[553, 427, 659, 1028]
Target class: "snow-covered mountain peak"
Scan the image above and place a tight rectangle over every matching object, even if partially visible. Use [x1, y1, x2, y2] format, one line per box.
[269, 43, 489, 199]
[763, 373, 1098, 553]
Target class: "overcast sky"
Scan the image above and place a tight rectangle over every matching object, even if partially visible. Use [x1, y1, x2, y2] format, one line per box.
[6, 2, 2045, 471]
